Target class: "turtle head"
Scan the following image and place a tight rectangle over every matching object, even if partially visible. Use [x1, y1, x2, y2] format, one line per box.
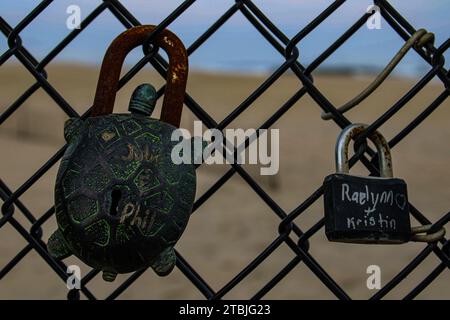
[128, 83, 157, 116]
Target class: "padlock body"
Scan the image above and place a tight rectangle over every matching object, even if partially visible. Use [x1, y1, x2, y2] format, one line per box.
[323, 173, 411, 244]
[54, 114, 196, 273]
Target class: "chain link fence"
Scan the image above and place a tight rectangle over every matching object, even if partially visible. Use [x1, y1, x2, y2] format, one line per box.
[0, 0, 449, 300]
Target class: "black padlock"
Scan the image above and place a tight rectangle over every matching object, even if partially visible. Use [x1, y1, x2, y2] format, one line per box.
[323, 123, 411, 244]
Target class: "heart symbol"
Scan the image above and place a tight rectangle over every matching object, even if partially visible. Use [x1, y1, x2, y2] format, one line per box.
[395, 193, 407, 210]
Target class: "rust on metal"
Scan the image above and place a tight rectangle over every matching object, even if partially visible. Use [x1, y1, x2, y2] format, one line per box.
[90, 25, 188, 128]
[336, 123, 393, 177]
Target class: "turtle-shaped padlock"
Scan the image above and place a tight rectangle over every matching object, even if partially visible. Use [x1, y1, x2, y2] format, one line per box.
[47, 26, 201, 281]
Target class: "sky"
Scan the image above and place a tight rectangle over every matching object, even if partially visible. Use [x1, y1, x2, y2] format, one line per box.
[1, 0, 449, 76]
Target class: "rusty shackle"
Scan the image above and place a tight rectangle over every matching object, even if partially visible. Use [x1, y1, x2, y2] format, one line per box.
[336, 123, 393, 178]
[91, 25, 188, 127]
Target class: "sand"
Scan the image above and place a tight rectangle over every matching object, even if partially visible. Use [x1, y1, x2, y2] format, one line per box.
[0, 64, 449, 299]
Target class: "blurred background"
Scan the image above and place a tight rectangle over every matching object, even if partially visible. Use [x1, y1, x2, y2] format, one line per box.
[0, 0, 449, 299]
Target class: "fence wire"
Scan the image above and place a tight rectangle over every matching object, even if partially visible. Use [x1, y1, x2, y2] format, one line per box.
[0, 0, 449, 300]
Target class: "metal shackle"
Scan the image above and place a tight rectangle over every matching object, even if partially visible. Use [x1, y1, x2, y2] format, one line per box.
[90, 25, 188, 127]
[336, 123, 393, 178]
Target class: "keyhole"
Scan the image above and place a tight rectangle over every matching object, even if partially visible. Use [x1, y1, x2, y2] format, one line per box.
[109, 189, 122, 217]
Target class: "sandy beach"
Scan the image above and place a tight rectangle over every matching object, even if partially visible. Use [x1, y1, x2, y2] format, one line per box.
[0, 64, 449, 299]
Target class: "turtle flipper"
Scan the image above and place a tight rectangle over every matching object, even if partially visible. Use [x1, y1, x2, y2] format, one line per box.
[102, 270, 117, 282]
[151, 247, 176, 277]
[63, 117, 84, 142]
[47, 229, 72, 260]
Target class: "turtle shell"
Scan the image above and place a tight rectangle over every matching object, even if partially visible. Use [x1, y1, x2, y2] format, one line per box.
[54, 113, 196, 274]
